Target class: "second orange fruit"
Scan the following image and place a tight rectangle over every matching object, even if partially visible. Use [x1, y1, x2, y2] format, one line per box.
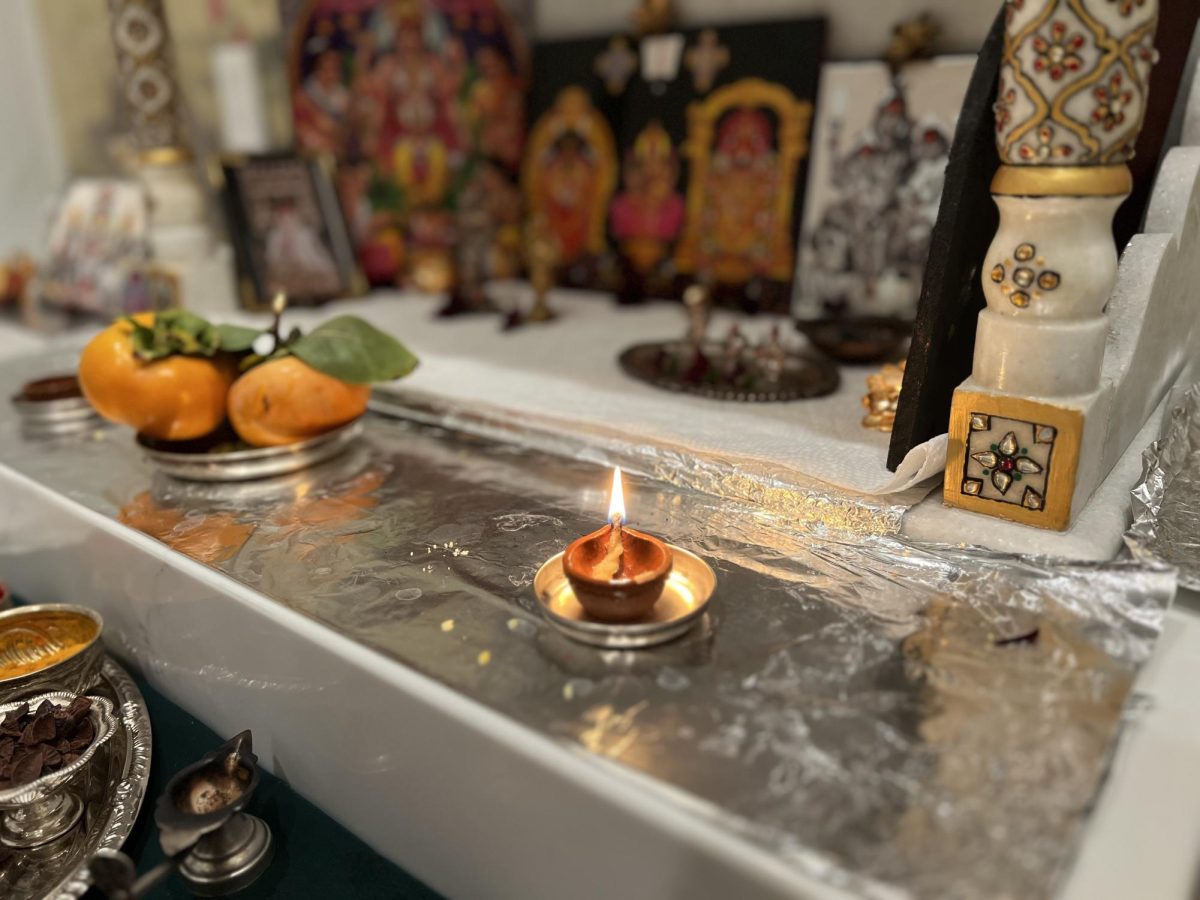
[227, 356, 369, 447]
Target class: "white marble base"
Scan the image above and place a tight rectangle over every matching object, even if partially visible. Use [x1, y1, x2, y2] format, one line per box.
[949, 55, 1200, 532]
[972, 309, 1108, 396]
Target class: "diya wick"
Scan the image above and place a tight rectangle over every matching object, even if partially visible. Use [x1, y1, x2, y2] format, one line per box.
[563, 467, 673, 623]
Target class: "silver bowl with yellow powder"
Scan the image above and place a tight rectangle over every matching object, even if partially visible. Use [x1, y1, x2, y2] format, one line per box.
[0, 604, 104, 701]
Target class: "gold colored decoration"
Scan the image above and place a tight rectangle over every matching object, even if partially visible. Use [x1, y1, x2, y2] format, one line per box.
[0, 610, 99, 681]
[944, 392, 1083, 531]
[632, 0, 674, 37]
[684, 29, 729, 93]
[861, 361, 906, 432]
[523, 220, 560, 324]
[996, 0, 1159, 167]
[521, 87, 618, 265]
[107, 0, 186, 151]
[991, 164, 1133, 196]
[884, 13, 941, 73]
[674, 78, 812, 284]
[137, 145, 192, 167]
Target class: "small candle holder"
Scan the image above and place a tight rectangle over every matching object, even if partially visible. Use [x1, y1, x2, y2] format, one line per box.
[535, 468, 717, 648]
[155, 730, 273, 897]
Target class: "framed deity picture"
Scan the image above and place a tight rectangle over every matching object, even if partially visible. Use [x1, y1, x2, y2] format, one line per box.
[524, 18, 825, 313]
[217, 153, 366, 309]
[793, 57, 976, 323]
[279, 0, 532, 293]
[37, 178, 152, 317]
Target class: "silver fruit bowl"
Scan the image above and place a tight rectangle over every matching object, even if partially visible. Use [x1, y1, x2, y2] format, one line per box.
[0, 692, 117, 848]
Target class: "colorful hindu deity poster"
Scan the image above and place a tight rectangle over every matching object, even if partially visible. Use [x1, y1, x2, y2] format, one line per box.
[281, 0, 531, 292]
[793, 57, 975, 322]
[523, 36, 623, 292]
[524, 19, 824, 313]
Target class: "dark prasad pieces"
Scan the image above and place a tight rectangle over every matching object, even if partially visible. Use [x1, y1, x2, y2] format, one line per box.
[0, 697, 95, 789]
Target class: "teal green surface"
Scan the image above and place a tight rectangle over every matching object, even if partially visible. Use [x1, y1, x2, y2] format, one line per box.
[124, 676, 444, 899]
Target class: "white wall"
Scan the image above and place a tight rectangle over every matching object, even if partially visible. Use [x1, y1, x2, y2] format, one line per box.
[536, 0, 998, 60]
[0, 0, 65, 257]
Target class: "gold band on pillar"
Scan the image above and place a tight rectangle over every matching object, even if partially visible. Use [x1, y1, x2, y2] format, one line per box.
[991, 165, 1133, 197]
[137, 145, 193, 167]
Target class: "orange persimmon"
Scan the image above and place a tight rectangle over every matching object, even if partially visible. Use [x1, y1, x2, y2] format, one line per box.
[227, 356, 369, 448]
[78, 314, 235, 441]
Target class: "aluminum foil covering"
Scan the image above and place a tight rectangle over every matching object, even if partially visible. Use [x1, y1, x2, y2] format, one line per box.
[1127, 382, 1200, 589]
[0, 356, 1174, 899]
[370, 389, 916, 536]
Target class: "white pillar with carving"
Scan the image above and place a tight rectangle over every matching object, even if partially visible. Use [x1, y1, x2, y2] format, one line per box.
[108, 0, 235, 312]
[944, 0, 1160, 530]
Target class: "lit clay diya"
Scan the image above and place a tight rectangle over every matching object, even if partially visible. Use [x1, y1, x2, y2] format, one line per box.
[563, 468, 671, 622]
[535, 468, 716, 648]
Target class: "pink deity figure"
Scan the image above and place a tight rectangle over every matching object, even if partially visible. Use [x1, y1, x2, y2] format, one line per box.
[609, 121, 685, 274]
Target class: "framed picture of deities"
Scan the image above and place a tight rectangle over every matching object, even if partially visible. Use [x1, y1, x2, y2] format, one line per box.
[217, 153, 366, 309]
[524, 18, 825, 313]
[793, 57, 975, 323]
[280, 0, 532, 293]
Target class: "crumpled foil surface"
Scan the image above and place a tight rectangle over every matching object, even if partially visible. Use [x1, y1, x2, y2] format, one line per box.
[0, 355, 1175, 900]
[1126, 381, 1200, 590]
[371, 390, 917, 536]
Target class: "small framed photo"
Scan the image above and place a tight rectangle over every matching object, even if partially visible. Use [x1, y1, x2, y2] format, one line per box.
[217, 153, 365, 309]
[38, 178, 151, 318]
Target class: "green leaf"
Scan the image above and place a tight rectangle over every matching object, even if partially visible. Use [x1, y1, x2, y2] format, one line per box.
[126, 316, 159, 361]
[216, 323, 263, 353]
[289, 315, 418, 384]
[125, 310, 220, 361]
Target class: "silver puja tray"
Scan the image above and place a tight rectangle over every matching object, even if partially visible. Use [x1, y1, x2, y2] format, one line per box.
[137, 418, 363, 482]
[0, 658, 153, 900]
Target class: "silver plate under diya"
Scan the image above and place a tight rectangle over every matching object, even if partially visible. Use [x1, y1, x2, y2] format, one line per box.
[534, 545, 716, 648]
[618, 341, 839, 402]
[137, 419, 363, 482]
[0, 657, 153, 900]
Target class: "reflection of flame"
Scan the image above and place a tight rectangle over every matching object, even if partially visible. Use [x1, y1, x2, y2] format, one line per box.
[608, 467, 625, 525]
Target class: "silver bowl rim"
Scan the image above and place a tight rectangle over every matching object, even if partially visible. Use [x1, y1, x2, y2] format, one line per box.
[0, 604, 105, 688]
[136, 417, 364, 463]
[0, 692, 118, 805]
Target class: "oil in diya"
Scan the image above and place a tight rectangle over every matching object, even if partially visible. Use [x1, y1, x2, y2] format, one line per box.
[562, 468, 673, 623]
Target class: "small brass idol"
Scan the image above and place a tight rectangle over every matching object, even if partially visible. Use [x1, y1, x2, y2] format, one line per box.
[862, 361, 906, 432]
[506, 224, 560, 329]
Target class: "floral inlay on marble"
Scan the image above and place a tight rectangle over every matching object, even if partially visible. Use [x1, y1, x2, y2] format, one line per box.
[1108, 0, 1147, 17]
[963, 413, 1057, 511]
[996, 0, 1158, 167]
[1031, 21, 1086, 81]
[989, 241, 1061, 308]
[1092, 72, 1134, 132]
[1016, 124, 1075, 163]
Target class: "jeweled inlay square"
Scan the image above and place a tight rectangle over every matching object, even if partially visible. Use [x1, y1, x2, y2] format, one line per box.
[962, 413, 1056, 510]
